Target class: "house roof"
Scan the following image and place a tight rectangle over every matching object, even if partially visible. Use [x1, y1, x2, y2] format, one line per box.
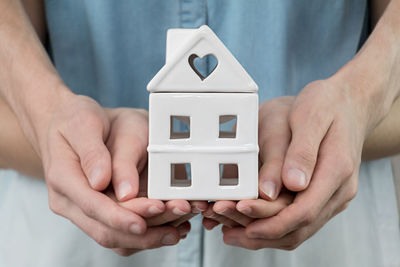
[147, 25, 258, 93]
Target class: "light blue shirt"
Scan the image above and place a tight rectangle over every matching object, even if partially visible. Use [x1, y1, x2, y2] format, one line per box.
[1, 1, 399, 267]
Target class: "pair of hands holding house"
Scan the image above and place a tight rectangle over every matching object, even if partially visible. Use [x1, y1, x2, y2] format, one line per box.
[29, 77, 368, 256]
[1, 0, 399, 258]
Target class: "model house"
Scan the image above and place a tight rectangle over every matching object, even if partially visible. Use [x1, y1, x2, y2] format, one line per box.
[147, 25, 259, 200]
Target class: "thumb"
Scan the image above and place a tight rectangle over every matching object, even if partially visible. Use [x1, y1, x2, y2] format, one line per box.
[282, 106, 332, 191]
[106, 110, 148, 201]
[64, 112, 112, 191]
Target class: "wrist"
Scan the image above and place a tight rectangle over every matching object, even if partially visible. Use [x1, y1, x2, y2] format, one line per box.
[330, 0, 400, 135]
[8, 79, 74, 154]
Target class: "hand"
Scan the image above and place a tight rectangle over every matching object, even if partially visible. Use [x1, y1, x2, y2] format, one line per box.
[106, 169, 207, 256]
[202, 97, 294, 231]
[104, 108, 207, 256]
[224, 79, 366, 250]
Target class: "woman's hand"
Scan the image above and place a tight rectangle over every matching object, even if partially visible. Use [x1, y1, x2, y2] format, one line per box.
[104, 108, 207, 256]
[202, 97, 295, 231]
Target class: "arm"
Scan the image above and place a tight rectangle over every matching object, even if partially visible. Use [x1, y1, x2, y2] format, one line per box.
[0, 1, 202, 255]
[0, 97, 42, 178]
[362, 0, 400, 161]
[362, 96, 400, 161]
[223, 0, 400, 250]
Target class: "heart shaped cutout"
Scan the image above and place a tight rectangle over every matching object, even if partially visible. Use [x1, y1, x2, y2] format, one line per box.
[188, 54, 218, 81]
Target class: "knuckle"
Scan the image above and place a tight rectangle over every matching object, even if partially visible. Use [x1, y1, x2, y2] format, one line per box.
[265, 224, 285, 239]
[341, 202, 350, 212]
[94, 228, 115, 248]
[293, 146, 317, 170]
[48, 195, 63, 215]
[248, 243, 263, 251]
[264, 157, 284, 170]
[281, 232, 304, 251]
[45, 166, 61, 191]
[138, 237, 154, 250]
[346, 183, 358, 202]
[302, 210, 317, 225]
[345, 179, 358, 202]
[81, 199, 97, 219]
[282, 242, 300, 251]
[111, 160, 130, 178]
[81, 147, 105, 171]
[104, 205, 123, 229]
[340, 155, 355, 178]
[113, 249, 134, 257]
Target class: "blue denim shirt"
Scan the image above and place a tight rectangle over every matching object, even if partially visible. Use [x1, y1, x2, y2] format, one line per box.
[1, 1, 399, 267]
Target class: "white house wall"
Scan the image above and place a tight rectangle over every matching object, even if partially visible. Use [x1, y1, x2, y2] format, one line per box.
[148, 151, 258, 200]
[148, 93, 258, 148]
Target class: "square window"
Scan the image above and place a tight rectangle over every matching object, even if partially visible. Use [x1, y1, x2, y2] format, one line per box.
[219, 163, 239, 186]
[170, 116, 190, 139]
[171, 163, 191, 187]
[219, 115, 237, 138]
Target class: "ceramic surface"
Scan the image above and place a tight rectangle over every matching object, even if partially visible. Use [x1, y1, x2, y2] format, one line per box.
[147, 25, 259, 200]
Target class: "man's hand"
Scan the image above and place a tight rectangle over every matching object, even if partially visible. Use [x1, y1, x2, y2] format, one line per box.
[223, 79, 367, 250]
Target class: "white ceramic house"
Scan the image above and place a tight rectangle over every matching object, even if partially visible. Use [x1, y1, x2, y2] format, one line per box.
[147, 25, 259, 200]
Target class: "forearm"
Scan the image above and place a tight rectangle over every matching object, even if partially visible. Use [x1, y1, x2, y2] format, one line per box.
[0, 0, 70, 153]
[332, 0, 400, 134]
[362, 96, 400, 161]
[0, 97, 43, 178]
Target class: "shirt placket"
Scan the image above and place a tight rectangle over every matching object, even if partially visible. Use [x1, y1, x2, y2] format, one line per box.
[176, 1, 207, 267]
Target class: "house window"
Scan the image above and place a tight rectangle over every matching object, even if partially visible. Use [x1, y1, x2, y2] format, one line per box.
[219, 115, 237, 138]
[171, 163, 191, 187]
[170, 116, 190, 139]
[219, 163, 239, 186]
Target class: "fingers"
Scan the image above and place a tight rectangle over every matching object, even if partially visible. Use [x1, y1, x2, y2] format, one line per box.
[169, 201, 208, 227]
[145, 200, 191, 226]
[202, 203, 240, 228]
[170, 213, 197, 227]
[222, 226, 296, 250]
[213, 201, 254, 227]
[61, 104, 112, 191]
[190, 201, 208, 213]
[118, 197, 165, 218]
[112, 222, 191, 256]
[202, 217, 220, 230]
[258, 97, 292, 199]
[282, 92, 333, 191]
[56, 191, 182, 250]
[223, 175, 356, 251]
[48, 144, 147, 235]
[236, 191, 294, 219]
[243, 144, 345, 240]
[107, 117, 148, 201]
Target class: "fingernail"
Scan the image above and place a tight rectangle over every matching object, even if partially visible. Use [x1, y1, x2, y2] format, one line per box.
[148, 206, 163, 216]
[89, 168, 103, 188]
[191, 207, 202, 213]
[287, 168, 307, 188]
[238, 206, 252, 214]
[117, 181, 132, 200]
[129, 223, 142, 235]
[216, 207, 229, 215]
[260, 181, 277, 199]
[161, 234, 178, 245]
[225, 237, 240, 246]
[172, 207, 187, 216]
